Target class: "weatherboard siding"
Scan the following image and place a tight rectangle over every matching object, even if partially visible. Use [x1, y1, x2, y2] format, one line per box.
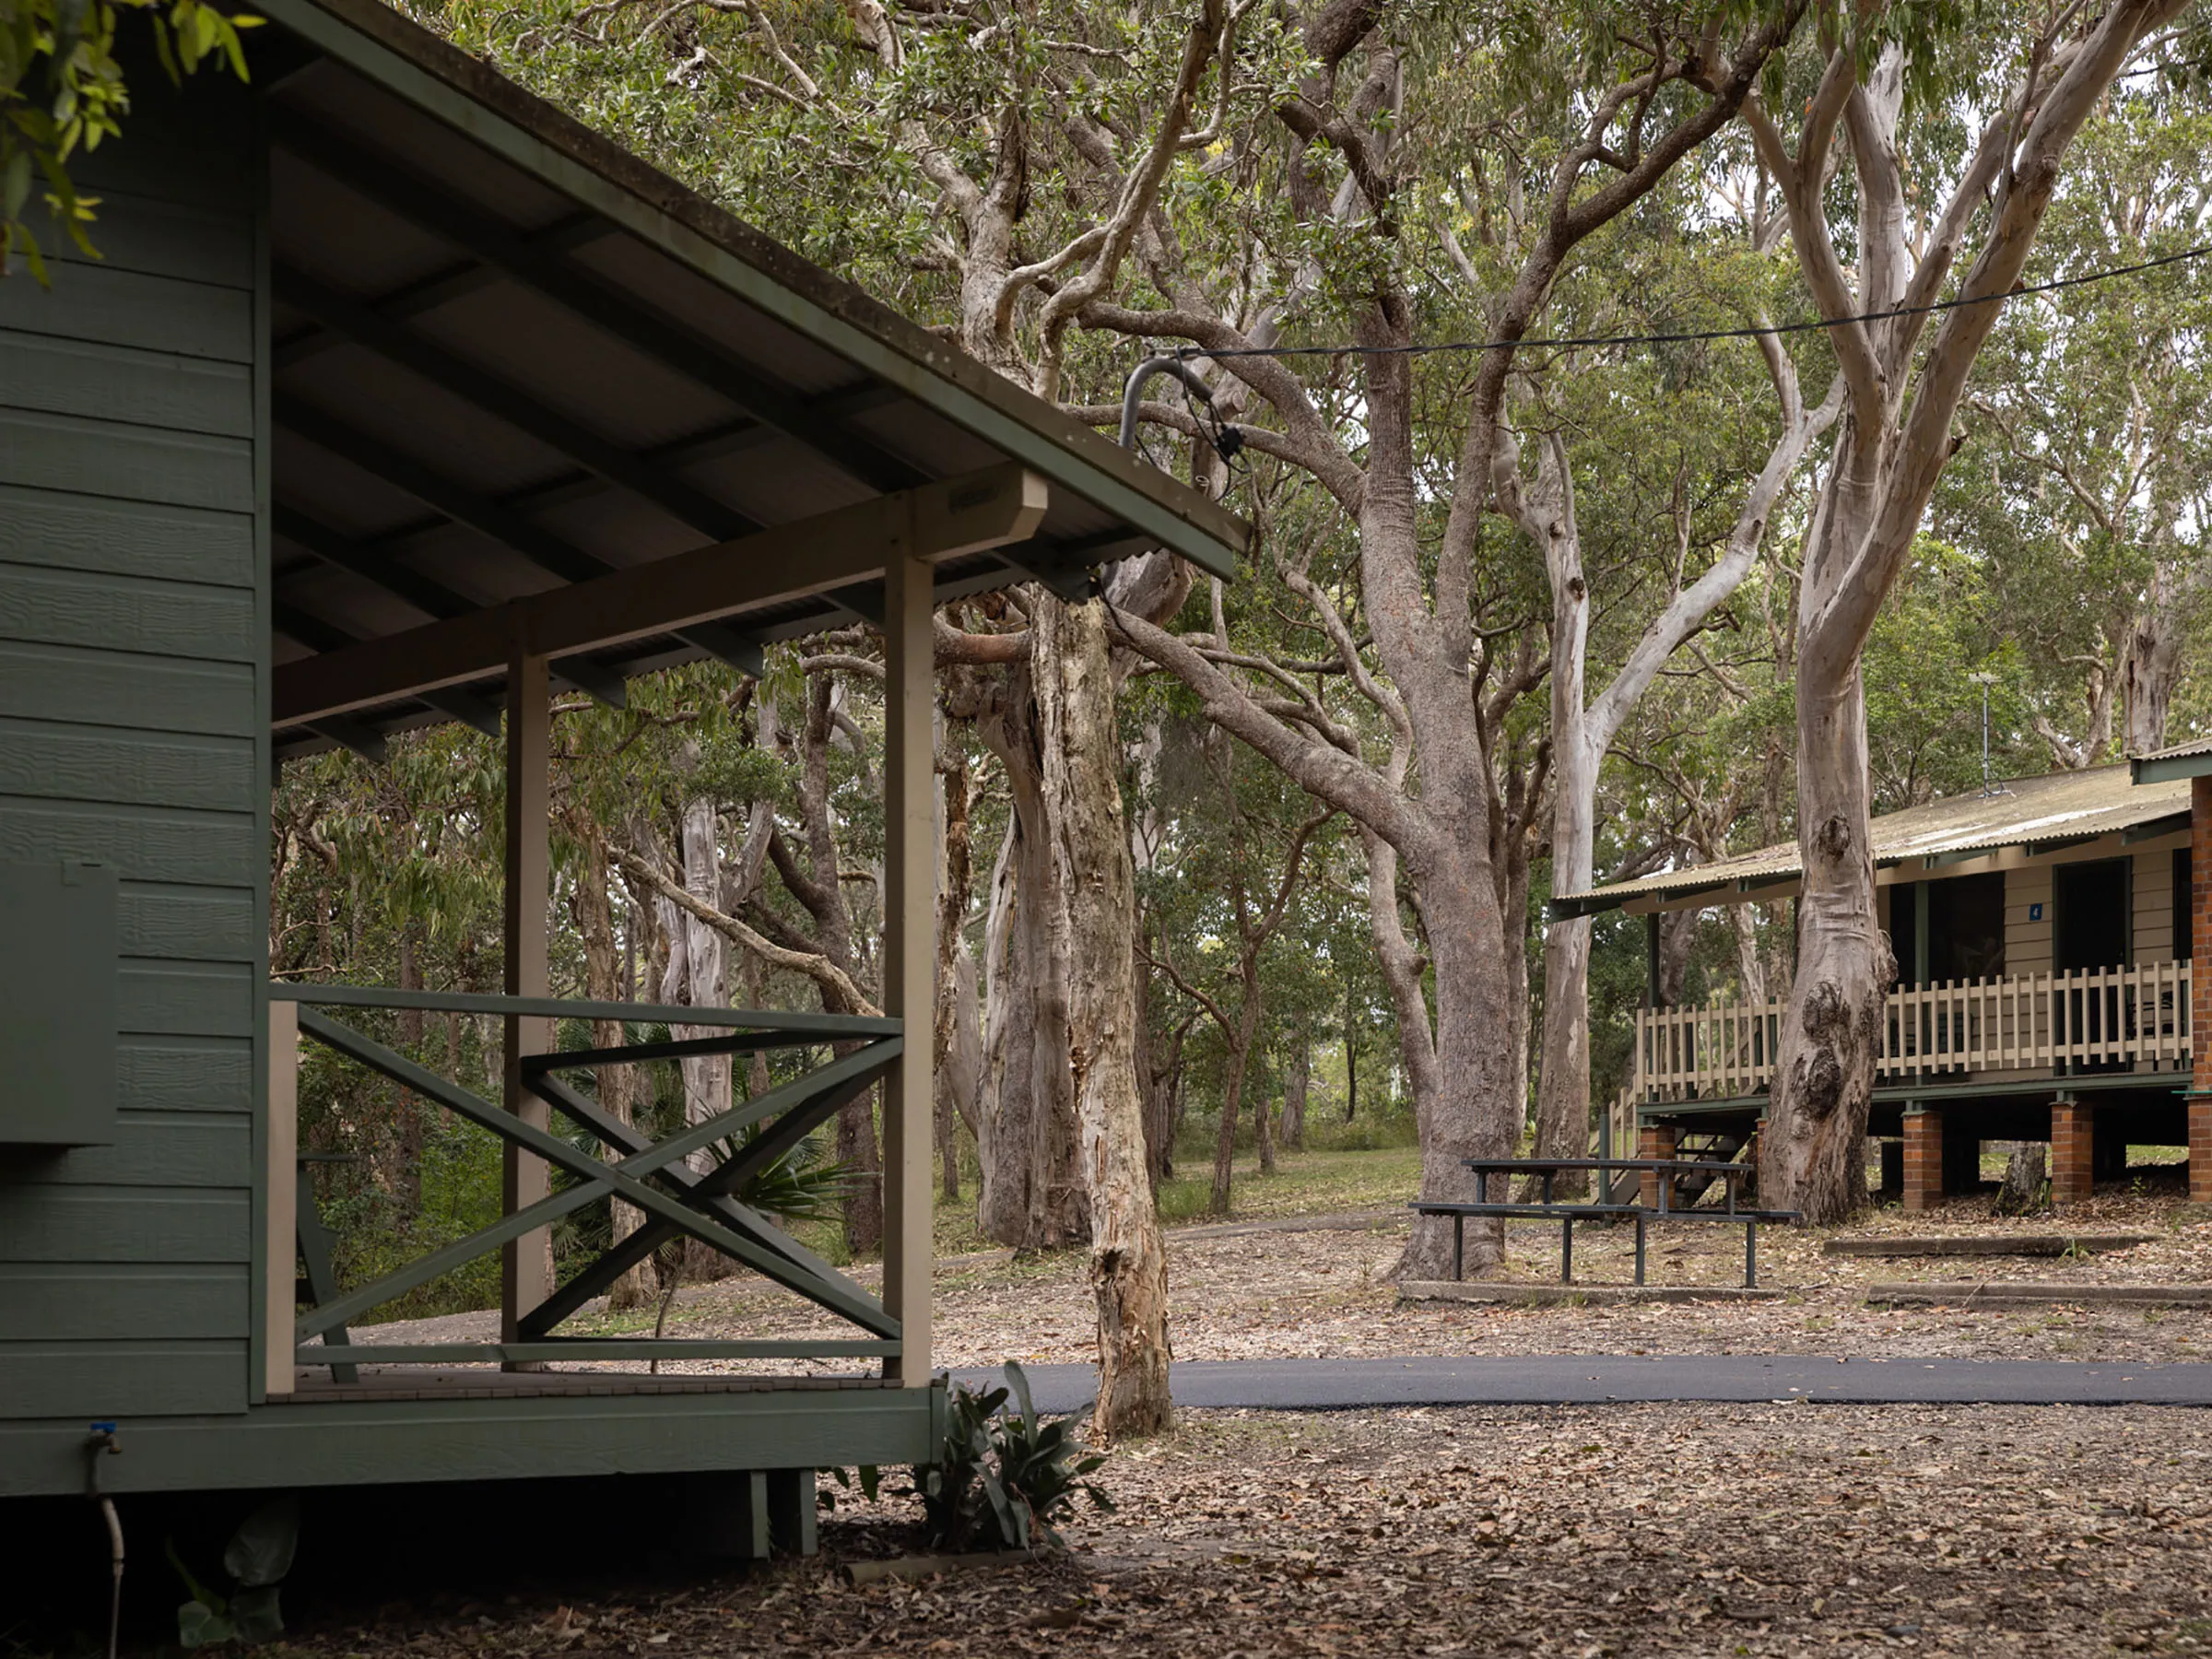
[2135, 849, 2176, 966]
[0, 72, 263, 1421]
[2005, 866, 2054, 977]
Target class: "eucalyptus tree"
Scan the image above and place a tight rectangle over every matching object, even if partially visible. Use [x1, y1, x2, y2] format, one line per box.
[1743, 0, 2194, 1220]
[1138, 712, 1335, 1210]
[1094, 0, 1806, 1276]
[1505, 219, 1841, 1186]
[1946, 88, 2212, 765]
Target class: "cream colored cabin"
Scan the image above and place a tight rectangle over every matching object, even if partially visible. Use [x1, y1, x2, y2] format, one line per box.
[1557, 760, 2212, 1207]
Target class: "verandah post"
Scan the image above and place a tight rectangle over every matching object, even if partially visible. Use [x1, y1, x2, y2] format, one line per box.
[501, 644, 554, 1354]
[265, 998, 300, 1398]
[881, 546, 935, 1383]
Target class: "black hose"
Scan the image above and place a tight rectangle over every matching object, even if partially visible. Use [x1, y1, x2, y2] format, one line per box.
[99, 1493, 124, 1659]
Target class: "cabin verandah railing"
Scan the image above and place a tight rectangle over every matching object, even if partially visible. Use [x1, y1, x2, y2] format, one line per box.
[267, 984, 903, 1381]
[1633, 961, 2194, 1101]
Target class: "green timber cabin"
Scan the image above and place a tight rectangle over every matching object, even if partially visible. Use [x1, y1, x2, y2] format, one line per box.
[0, 0, 1245, 1526]
[1556, 751, 2212, 1212]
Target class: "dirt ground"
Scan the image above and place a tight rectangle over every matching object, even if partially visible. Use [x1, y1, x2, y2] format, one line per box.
[269, 1403, 2212, 1657]
[394, 1178, 2210, 1373]
[276, 1180, 2212, 1656]
[357, 1178, 2212, 1371]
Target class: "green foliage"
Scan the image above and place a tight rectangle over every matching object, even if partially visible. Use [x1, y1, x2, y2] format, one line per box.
[0, 0, 258, 279]
[911, 1362, 1111, 1553]
[165, 1497, 299, 1649]
[1862, 540, 2030, 808]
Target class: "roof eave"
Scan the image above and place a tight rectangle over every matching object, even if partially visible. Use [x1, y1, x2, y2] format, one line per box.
[2132, 751, 2212, 785]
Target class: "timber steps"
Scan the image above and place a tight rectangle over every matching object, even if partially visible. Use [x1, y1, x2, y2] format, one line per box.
[1826, 1234, 2156, 1258]
[1865, 1281, 2212, 1309]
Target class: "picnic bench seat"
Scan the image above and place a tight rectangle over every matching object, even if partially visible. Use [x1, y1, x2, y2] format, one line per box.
[1412, 1158, 1799, 1288]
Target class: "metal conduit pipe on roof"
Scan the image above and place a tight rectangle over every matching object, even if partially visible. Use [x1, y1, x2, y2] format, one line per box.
[1119, 355, 1245, 456]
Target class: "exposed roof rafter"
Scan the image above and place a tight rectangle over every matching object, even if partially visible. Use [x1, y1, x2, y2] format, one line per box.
[276, 395, 763, 688]
[267, 108, 930, 498]
[276, 463, 1048, 726]
[275, 261, 759, 541]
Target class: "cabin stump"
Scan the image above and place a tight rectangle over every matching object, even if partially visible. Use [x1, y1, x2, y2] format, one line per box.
[1942, 1126, 1981, 1194]
[1638, 1125, 1677, 1209]
[2052, 1098, 2095, 1207]
[1902, 1110, 1943, 1213]
[2092, 1116, 2128, 1182]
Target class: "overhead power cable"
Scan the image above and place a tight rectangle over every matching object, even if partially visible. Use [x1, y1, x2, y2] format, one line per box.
[1165, 241, 2212, 363]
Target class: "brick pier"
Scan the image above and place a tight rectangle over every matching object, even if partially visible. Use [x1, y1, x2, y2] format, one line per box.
[2052, 1097, 2094, 1206]
[1639, 1124, 1677, 1209]
[1902, 1109, 1942, 1212]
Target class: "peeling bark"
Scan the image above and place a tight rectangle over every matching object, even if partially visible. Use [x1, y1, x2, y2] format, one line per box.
[934, 740, 977, 1202]
[1036, 594, 1171, 1441]
[972, 669, 1088, 1250]
[1282, 1041, 1310, 1151]
[570, 828, 653, 1311]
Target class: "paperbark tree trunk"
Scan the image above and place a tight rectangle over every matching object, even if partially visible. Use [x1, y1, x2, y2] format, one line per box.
[394, 921, 425, 1217]
[664, 777, 735, 1276]
[975, 812, 1033, 1242]
[2121, 583, 2186, 756]
[571, 830, 653, 1311]
[1138, 979, 1188, 1188]
[973, 675, 1087, 1249]
[1209, 978, 1265, 1215]
[934, 739, 976, 1202]
[1996, 1140, 2047, 1215]
[807, 681, 884, 1257]
[1282, 1041, 1310, 1151]
[1035, 592, 1171, 1440]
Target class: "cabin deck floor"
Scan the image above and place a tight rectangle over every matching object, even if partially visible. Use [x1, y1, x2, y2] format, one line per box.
[277, 1367, 898, 1403]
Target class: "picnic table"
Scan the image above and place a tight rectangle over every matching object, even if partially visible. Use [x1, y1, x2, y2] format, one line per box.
[1411, 1158, 1798, 1288]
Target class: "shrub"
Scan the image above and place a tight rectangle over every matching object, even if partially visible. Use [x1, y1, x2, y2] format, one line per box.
[916, 1362, 1112, 1552]
[167, 1496, 300, 1648]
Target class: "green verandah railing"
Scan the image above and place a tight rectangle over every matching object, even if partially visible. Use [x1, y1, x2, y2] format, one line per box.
[270, 984, 903, 1375]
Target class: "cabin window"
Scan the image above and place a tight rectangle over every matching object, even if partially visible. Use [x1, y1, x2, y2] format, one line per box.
[2054, 857, 2131, 972]
[2176, 848, 2194, 962]
[1927, 873, 2006, 982]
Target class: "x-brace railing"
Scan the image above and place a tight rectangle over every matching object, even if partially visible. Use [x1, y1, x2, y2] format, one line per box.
[272, 985, 902, 1373]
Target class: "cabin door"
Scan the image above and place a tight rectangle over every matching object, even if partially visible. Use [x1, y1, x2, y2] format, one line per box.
[2054, 857, 2131, 1069]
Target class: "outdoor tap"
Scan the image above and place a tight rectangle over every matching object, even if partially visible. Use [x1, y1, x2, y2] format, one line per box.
[85, 1420, 121, 1493]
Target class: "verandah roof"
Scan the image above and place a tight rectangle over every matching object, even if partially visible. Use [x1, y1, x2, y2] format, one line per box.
[251, 0, 1249, 761]
[2132, 735, 2212, 783]
[1556, 762, 2192, 918]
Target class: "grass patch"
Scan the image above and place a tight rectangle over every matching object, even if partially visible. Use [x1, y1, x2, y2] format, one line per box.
[1156, 1145, 1426, 1227]
[699, 1144, 1430, 1274]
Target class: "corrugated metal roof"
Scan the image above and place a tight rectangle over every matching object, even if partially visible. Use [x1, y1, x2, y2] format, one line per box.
[252, 0, 1252, 760]
[2131, 735, 2212, 783]
[1559, 764, 2192, 914]
[2138, 735, 2212, 761]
